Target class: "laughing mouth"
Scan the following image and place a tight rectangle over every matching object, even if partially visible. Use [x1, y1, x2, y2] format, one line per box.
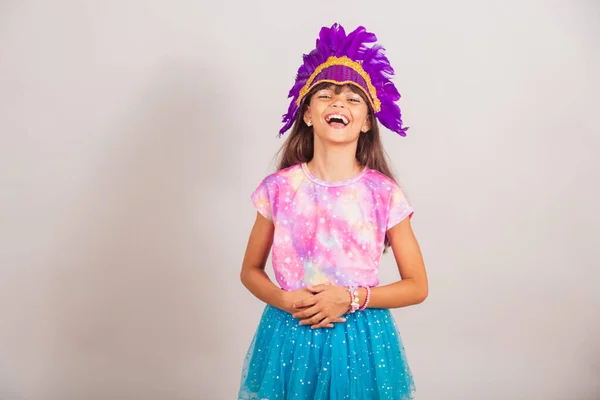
[325, 114, 349, 127]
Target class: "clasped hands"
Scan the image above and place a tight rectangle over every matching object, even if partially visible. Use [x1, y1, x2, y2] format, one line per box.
[282, 283, 351, 329]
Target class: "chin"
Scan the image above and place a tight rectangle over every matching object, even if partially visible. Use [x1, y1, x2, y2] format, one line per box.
[316, 127, 360, 145]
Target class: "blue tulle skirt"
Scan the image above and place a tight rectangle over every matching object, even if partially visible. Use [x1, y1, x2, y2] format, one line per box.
[238, 305, 416, 400]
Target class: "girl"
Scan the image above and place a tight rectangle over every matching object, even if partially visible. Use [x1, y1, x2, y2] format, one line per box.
[238, 23, 428, 400]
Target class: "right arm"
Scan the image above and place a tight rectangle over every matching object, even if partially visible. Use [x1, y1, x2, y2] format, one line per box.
[239, 212, 289, 310]
[240, 212, 346, 328]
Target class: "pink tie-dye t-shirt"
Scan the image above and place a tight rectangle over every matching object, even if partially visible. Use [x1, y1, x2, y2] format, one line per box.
[251, 163, 414, 291]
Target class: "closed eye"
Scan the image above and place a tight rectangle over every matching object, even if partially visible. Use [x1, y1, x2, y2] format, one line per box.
[348, 98, 361, 103]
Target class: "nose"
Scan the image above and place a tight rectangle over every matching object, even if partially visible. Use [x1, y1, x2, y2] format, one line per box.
[332, 98, 345, 108]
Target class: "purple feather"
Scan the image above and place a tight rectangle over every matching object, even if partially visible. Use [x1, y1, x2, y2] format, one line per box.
[280, 23, 409, 137]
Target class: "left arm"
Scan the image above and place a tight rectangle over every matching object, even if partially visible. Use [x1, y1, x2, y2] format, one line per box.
[365, 216, 428, 308]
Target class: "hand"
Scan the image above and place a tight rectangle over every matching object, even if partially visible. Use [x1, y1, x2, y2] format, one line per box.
[291, 284, 351, 329]
[280, 288, 314, 314]
[282, 286, 347, 329]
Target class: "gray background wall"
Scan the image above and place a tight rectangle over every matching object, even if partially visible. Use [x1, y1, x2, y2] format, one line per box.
[0, 1, 598, 399]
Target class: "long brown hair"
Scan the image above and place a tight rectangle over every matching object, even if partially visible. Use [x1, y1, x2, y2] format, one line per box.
[276, 82, 399, 251]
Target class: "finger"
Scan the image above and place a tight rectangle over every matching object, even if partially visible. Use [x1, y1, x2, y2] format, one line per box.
[311, 317, 331, 329]
[292, 305, 320, 319]
[305, 313, 326, 327]
[292, 296, 318, 309]
[299, 312, 325, 326]
[306, 284, 330, 293]
[316, 315, 346, 328]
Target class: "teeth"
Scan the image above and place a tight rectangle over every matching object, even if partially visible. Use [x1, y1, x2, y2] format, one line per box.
[326, 114, 349, 124]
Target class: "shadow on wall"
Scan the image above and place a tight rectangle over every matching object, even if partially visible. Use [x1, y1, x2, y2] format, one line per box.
[44, 64, 240, 400]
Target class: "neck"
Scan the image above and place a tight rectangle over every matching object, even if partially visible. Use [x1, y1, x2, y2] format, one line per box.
[307, 139, 362, 182]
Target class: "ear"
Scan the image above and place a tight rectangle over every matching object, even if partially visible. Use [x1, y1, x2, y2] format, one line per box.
[362, 115, 372, 132]
[303, 105, 312, 124]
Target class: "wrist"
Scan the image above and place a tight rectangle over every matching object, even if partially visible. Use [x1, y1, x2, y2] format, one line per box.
[337, 286, 352, 307]
[277, 289, 290, 310]
[347, 286, 360, 313]
[358, 287, 366, 308]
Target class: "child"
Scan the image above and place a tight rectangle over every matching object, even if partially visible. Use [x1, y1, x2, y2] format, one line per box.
[238, 23, 428, 400]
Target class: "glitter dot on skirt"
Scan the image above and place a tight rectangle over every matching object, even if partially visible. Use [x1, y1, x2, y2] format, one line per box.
[238, 305, 416, 400]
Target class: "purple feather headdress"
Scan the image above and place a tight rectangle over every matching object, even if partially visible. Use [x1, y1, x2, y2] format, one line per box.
[279, 23, 408, 137]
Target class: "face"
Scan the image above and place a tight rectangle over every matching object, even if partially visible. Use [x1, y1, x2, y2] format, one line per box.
[303, 84, 372, 145]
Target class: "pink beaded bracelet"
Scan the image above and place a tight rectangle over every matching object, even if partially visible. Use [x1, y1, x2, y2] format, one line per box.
[358, 286, 371, 311]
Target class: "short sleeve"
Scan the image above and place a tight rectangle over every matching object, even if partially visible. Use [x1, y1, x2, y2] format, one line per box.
[386, 183, 414, 230]
[251, 179, 273, 221]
